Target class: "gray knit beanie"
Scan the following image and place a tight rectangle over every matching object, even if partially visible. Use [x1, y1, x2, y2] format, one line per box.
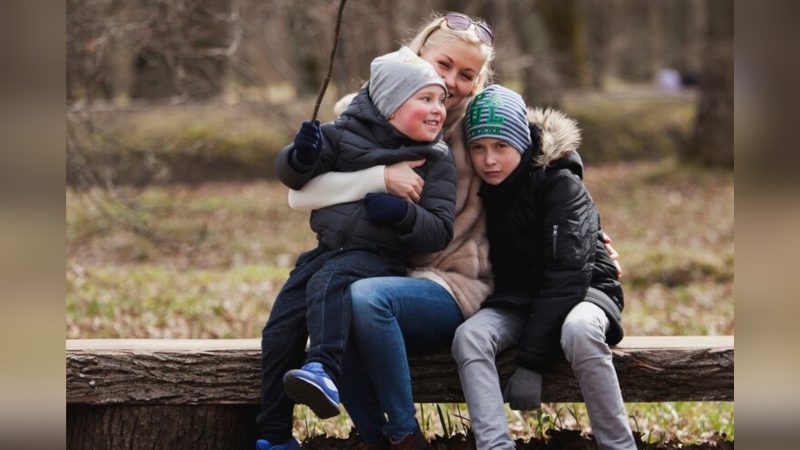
[464, 85, 532, 154]
[369, 46, 447, 118]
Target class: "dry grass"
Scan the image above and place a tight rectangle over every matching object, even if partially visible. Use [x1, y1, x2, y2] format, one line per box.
[67, 158, 733, 339]
[65, 158, 734, 442]
[583, 159, 734, 336]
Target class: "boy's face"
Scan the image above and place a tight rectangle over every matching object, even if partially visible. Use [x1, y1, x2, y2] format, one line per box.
[468, 137, 522, 185]
[389, 85, 447, 142]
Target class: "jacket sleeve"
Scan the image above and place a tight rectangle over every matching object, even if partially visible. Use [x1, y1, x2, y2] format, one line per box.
[274, 124, 340, 190]
[393, 149, 456, 253]
[515, 171, 598, 373]
[287, 166, 388, 211]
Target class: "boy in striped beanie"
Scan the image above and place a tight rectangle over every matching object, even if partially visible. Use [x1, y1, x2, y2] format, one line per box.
[454, 84, 635, 450]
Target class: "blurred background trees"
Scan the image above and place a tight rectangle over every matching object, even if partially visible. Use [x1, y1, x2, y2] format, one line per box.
[66, 0, 733, 183]
[67, 0, 721, 101]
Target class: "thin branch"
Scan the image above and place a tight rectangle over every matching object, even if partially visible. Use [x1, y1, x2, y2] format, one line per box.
[311, 0, 347, 120]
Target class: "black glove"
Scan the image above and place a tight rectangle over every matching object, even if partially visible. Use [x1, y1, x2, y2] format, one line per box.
[293, 120, 322, 165]
[502, 367, 543, 411]
[364, 193, 409, 225]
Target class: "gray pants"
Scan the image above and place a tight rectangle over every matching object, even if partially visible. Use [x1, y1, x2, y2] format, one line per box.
[451, 299, 636, 450]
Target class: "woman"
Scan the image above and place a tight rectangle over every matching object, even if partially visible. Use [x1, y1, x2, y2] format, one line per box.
[289, 14, 494, 449]
[286, 12, 621, 450]
[290, 13, 494, 448]
[256, 13, 493, 450]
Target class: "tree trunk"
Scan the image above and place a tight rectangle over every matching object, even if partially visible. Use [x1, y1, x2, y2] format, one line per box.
[67, 336, 734, 405]
[507, 1, 563, 107]
[287, 6, 323, 98]
[615, 0, 656, 82]
[667, 0, 704, 77]
[581, 0, 615, 90]
[67, 405, 260, 450]
[686, 0, 733, 167]
[66, 336, 733, 449]
[538, 0, 592, 89]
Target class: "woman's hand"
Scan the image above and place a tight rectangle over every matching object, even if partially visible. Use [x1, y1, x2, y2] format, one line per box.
[602, 232, 623, 279]
[385, 159, 426, 203]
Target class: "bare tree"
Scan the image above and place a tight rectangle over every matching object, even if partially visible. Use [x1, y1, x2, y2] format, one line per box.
[686, 0, 733, 167]
[129, 0, 236, 99]
[538, 0, 592, 89]
[502, 0, 563, 106]
[581, 0, 613, 90]
[67, 0, 246, 246]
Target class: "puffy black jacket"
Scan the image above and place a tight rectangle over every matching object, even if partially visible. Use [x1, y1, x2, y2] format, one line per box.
[479, 110, 624, 373]
[275, 86, 456, 259]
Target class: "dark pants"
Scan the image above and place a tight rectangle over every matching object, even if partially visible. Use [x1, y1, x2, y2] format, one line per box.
[256, 244, 404, 442]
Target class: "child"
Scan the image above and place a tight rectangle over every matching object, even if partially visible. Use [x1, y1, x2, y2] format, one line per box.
[451, 85, 636, 450]
[256, 47, 456, 450]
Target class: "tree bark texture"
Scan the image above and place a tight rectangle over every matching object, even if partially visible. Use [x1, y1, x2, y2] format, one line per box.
[66, 336, 732, 449]
[687, 0, 734, 167]
[67, 404, 260, 450]
[67, 336, 733, 405]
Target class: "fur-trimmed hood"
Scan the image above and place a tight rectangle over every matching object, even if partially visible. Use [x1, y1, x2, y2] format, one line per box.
[527, 107, 583, 173]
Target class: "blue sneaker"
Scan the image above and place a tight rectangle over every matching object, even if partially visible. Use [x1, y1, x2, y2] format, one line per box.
[283, 362, 340, 419]
[255, 437, 301, 450]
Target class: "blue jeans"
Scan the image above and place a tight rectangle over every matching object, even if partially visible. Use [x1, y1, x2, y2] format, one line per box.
[256, 245, 404, 442]
[339, 277, 464, 443]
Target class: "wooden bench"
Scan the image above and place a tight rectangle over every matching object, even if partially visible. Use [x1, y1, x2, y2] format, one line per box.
[66, 336, 733, 449]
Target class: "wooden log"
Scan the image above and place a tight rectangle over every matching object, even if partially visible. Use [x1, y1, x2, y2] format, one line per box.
[67, 336, 733, 405]
[67, 404, 260, 450]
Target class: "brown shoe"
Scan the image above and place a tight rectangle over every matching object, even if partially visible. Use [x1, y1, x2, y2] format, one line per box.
[389, 427, 431, 450]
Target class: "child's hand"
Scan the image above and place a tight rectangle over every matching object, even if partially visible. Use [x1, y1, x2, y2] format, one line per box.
[293, 120, 322, 165]
[503, 367, 542, 411]
[364, 193, 409, 225]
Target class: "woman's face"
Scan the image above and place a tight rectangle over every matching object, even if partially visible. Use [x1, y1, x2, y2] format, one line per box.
[419, 39, 484, 111]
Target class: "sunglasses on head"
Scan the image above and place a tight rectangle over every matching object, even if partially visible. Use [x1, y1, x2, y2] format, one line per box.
[425, 12, 495, 46]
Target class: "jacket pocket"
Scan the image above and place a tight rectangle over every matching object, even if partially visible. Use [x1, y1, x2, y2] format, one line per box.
[549, 215, 593, 269]
[552, 224, 558, 256]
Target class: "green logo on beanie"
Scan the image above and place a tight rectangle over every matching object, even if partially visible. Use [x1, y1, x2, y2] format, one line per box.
[468, 91, 505, 130]
[465, 84, 532, 153]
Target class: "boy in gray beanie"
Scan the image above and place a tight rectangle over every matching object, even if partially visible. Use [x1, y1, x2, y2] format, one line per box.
[257, 48, 456, 449]
[453, 84, 635, 450]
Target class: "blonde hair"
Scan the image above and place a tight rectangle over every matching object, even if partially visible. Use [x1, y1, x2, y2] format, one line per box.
[404, 13, 495, 96]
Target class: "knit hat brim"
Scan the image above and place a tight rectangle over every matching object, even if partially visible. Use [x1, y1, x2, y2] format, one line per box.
[464, 85, 532, 154]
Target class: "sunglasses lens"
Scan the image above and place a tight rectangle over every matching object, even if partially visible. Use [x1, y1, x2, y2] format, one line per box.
[445, 13, 471, 31]
[445, 13, 494, 45]
[476, 25, 494, 45]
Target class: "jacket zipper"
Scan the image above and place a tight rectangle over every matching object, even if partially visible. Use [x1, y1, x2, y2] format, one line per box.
[552, 224, 558, 255]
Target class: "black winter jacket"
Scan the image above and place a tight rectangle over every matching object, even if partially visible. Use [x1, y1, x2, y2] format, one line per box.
[275, 86, 457, 260]
[478, 109, 624, 374]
